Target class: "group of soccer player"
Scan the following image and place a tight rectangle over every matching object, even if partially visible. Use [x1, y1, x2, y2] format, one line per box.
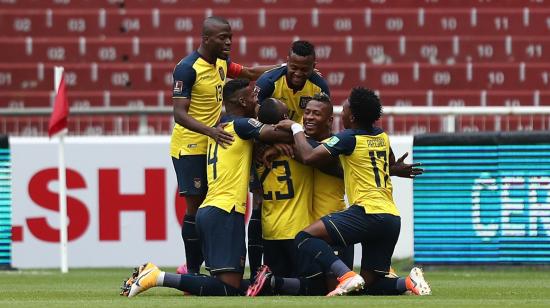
[120, 16, 432, 298]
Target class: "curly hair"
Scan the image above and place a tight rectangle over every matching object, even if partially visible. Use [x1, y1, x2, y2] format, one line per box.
[348, 87, 382, 128]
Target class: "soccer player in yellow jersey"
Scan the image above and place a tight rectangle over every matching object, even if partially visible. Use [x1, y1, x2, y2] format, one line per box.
[274, 87, 432, 297]
[248, 40, 329, 279]
[121, 79, 293, 297]
[170, 16, 279, 274]
[255, 40, 330, 123]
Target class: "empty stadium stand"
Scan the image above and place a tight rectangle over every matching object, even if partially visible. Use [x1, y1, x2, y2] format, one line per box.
[1, 0, 550, 135]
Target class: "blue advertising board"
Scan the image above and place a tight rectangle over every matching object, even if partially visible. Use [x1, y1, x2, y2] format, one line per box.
[0, 136, 11, 268]
[413, 132, 550, 264]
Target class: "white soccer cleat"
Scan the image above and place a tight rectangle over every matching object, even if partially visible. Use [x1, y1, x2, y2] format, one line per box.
[327, 271, 365, 296]
[406, 267, 432, 295]
[124, 262, 161, 298]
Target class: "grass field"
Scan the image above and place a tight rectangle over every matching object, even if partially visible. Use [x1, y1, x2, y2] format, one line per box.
[1, 264, 549, 307]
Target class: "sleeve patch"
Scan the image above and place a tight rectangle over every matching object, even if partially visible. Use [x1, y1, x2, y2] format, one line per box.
[173, 80, 183, 94]
[248, 118, 263, 128]
[326, 136, 340, 147]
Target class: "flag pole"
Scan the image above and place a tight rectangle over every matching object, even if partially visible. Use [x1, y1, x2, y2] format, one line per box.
[54, 66, 68, 274]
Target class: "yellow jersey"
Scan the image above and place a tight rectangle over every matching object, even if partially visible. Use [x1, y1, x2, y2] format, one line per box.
[255, 66, 330, 122]
[200, 116, 264, 214]
[323, 128, 400, 216]
[257, 156, 313, 240]
[308, 137, 346, 221]
[170, 51, 242, 157]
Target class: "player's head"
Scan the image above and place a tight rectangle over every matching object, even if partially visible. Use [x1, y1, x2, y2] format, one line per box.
[257, 98, 289, 124]
[201, 16, 232, 60]
[223, 79, 257, 118]
[286, 40, 316, 90]
[342, 87, 382, 129]
[303, 92, 333, 140]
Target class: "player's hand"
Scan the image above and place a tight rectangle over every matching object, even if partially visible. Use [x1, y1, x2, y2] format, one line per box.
[390, 152, 423, 178]
[210, 123, 234, 148]
[273, 143, 294, 158]
[275, 119, 296, 131]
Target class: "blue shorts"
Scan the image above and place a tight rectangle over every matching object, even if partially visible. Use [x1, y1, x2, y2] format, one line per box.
[196, 206, 246, 274]
[264, 239, 323, 278]
[172, 154, 207, 196]
[321, 205, 400, 274]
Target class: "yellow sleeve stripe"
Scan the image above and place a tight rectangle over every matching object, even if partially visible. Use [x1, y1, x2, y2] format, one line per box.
[172, 96, 190, 99]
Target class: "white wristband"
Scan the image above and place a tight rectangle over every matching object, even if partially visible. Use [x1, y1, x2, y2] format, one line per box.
[291, 123, 304, 135]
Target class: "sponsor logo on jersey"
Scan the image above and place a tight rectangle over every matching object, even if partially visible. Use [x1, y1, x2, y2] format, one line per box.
[218, 67, 225, 81]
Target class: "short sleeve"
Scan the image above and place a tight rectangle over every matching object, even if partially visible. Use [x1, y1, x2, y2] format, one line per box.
[322, 130, 356, 156]
[310, 73, 331, 97]
[172, 63, 196, 98]
[255, 74, 275, 103]
[233, 118, 265, 140]
[306, 137, 321, 149]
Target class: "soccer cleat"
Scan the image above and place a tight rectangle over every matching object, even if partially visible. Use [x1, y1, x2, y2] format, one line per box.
[123, 262, 161, 298]
[326, 271, 365, 296]
[406, 267, 432, 296]
[385, 266, 399, 278]
[176, 263, 188, 275]
[246, 265, 273, 296]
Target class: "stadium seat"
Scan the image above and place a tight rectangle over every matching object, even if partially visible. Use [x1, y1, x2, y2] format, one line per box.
[524, 63, 550, 88]
[379, 90, 428, 106]
[456, 115, 498, 132]
[513, 37, 550, 62]
[471, 63, 521, 90]
[353, 36, 402, 64]
[431, 90, 480, 106]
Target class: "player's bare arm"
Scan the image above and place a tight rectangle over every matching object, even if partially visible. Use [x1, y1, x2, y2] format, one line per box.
[173, 97, 234, 148]
[238, 64, 281, 80]
[275, 119, 334, 168]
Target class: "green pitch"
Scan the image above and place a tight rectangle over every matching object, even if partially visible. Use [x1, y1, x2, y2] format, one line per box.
[1, 264, 549, 307]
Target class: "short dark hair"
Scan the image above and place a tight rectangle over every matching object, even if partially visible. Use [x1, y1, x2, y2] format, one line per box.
[202, 16, 230, 36]
[223, 79, 249, 102]
[307, 92, 333, 114]
[348, 87, 382, 127]
[258, 98, 286, 124]
[290, 40, 316, 59]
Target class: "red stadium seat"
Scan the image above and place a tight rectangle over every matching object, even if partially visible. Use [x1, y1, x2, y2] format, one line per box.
[379, 90, 428, 106]
[421, 9, 471, 35]
[512, 37, 550, 62]
[417, 63, 469, 90]
[456, 115, 498, 132]
[383, 115, 443, 135]
[484, 90, 535, 106]
[458, 36, 510, 62]
[431, 90, 480, 106]
[474, 8, 526, 35]
[471, 63, 521, 90]
[524, 63, 550, 88]
[353, 36, 402, 64]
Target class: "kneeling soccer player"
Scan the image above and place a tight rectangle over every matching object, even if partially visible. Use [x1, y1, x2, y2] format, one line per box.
[120, 79, 292, 297]
[270, 87, 432, 297]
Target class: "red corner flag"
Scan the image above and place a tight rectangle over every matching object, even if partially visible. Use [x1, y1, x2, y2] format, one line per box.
[48, 72, 69, 137]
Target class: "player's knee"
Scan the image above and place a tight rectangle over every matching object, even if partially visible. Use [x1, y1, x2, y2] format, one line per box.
[295, 231, 313, 250]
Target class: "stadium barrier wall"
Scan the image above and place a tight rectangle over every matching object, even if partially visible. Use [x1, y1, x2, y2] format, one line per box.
[0, 135, 13, 269]
[10, 135, 414, 268]
[413, 131, 550, 264]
